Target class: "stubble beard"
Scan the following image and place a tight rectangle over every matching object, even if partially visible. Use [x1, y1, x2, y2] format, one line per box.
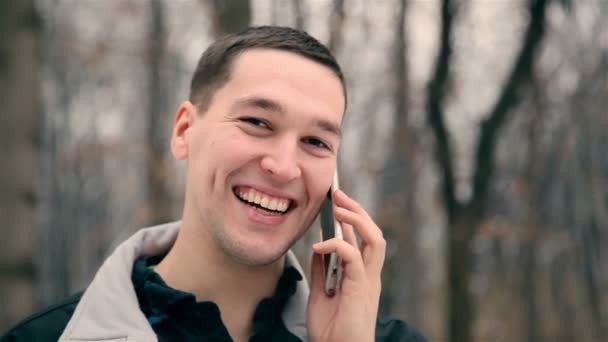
[203, 206, 312, 267]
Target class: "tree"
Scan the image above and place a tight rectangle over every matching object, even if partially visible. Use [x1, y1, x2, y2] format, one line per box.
[0, 0, 41, 331]
[426, 0, 549, 340]
[376, 0, 421, 325]
[145, 0, 173, 225]
[207, 0, 251, 37]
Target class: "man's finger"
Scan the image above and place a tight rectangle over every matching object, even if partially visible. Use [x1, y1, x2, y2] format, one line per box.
[333, 206, 386, 273]
[332, 190, 386, 276]
[333, 190, 372, 219]
[309, 251, 326, 296]
[341, 222, 358, 247]
[333, 191, 384, 246]
[313, 238, 366, 283]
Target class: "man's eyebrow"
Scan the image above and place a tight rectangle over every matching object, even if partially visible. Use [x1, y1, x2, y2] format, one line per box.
[233, 96, 342, 137]
[316, 119, 342, 137]
[233, 96, 285, 114]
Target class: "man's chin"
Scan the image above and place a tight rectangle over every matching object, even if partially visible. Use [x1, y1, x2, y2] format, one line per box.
[231, 250, 286, 267]
[222, 242, 290, 267]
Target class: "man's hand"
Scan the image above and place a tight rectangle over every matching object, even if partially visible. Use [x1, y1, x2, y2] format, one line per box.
[307, 190, 386, 342]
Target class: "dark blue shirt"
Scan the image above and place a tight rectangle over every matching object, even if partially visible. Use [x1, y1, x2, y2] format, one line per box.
[131, 255, 303, 341]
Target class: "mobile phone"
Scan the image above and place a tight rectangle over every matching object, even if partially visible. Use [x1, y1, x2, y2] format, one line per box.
[319, 171, 344, 296]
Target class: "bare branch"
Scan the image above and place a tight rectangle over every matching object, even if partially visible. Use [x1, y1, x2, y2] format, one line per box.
[426, 0, 458, 218]
[469, 0, 549, 216]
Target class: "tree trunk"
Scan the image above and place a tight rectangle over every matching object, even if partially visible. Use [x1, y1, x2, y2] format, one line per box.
[145, 0, 172, 225]
[327, 0, 345, 53]
[208, 0, 251, 37]
[377, 0, 420, 324]
[425, 0, 549, 340]
[292, 0, 305, 30]
[522, 76, 544, 342]
[0, 0, 41, 331]
[446, 217, 475, 342]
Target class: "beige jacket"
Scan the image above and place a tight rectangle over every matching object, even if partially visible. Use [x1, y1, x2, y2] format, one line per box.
[58, 221, 309, 342]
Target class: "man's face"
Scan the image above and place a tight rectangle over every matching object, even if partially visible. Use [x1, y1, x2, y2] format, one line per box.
[173, 48, 345, 266]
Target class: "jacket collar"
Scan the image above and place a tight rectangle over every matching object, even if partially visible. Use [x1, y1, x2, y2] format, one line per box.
[59, 221, 309, 342]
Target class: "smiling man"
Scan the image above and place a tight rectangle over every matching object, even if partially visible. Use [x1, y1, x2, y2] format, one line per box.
[2, 26, 424, 342]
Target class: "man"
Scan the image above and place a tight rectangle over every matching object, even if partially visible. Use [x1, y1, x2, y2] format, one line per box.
[2, 26, 424, 341]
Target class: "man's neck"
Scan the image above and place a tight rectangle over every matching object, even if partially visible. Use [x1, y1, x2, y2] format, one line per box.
[154, 220, 285, 340]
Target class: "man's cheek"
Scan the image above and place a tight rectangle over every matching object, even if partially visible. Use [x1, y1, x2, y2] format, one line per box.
[309, 193, 327, 216]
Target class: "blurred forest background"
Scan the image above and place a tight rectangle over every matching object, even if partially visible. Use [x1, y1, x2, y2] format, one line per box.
[1, 0, 607, 341]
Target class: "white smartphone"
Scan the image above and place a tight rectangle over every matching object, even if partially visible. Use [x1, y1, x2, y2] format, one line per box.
[319, 171, 344, 296]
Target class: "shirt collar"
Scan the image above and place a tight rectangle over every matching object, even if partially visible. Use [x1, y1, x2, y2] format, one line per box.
[131, 255, 303, 333]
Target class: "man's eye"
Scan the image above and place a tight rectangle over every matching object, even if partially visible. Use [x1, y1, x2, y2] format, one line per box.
[304, 137, 330, 150]
[239, 117, 270, 128]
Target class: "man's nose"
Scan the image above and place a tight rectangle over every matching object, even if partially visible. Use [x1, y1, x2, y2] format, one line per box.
[260, 141, 302, 182]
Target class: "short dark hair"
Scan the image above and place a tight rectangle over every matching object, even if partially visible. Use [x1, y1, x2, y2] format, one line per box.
[189, 26, 346, 112]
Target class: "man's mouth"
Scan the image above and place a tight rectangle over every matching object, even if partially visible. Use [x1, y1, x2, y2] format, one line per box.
[233, 186, 296, 216]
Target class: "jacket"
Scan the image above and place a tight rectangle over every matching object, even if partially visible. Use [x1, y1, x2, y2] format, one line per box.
[2, 222, 425, 341]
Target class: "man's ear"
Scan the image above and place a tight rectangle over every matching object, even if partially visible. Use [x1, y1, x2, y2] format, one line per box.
[171, 101, 197, 160]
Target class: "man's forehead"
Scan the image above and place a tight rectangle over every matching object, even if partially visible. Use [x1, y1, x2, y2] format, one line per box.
[229, 48, 328, 77]
[222, 49, 345, 124]
[229, 48, 346, 105]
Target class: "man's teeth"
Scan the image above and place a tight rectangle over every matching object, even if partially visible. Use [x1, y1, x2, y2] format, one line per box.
[238, 188, 290, 213]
